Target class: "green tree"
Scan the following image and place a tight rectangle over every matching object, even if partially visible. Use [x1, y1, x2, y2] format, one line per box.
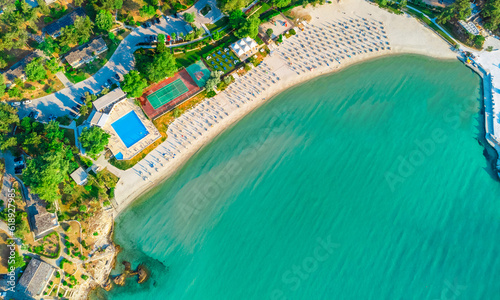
[60, 16, 94, 46]
[0, 75, 6, 95]
[121, 70, 148, 98]
[139, 5, 156, 17]
[23, 150, 70, 202]
[158, 33, 165, 44]
[6, 110, 24, 136]
[74, 16, 94, 44]
[184, 12, 195, 23]
[145, 51, 177, 82]
[229, 10, 245, 29]
[482, 0, 500, 30]
[212, 30, 220, 40]
[25, 57, 47, 81]
[96, 10, 114, 31]
[79, 126, 110, 156]
[0, 58, 7, 69]
[7, 86, 22, 98]
[205, 71, 222, 91]
[99, 0, 123, 10]
[235, 14, 260, 39]
[37, 36, 59, 56]
[272, 0, 291, 8]
[454, 0, 472, 20]
[46, 58, 63, 74]
[473, 35, 485, 48]
[216, 0, 246, 12]
[157, 34, 166, 52]
[266, 28, 273, 36]
[109, 31, 116, 40]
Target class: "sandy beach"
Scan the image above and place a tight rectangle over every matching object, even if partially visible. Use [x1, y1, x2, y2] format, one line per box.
[112, 0, 458, 215]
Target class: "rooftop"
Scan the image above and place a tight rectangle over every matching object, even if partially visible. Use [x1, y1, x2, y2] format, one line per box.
[2, 50, 47, 84]
[17, 259, 54, 298]
[70, 167, 88, 185]
[43, 7, 86, 37]
[64, 37, 107, 67]
[93, 87, 127, 112]
[27, 193, 59, 240]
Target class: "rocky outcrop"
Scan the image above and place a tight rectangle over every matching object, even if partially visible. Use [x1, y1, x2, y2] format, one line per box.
[137, 264, 149, 284]
[113, 274, 126, 286]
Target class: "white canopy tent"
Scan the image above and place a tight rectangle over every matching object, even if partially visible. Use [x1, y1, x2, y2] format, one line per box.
[230, 37, 259, 57]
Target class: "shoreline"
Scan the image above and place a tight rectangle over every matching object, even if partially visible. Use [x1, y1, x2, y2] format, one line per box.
[114, 52, 456, 218]
[112, 0, 458, 218]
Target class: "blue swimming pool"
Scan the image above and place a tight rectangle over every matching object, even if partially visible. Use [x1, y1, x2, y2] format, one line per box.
[111, 111, 149, 148]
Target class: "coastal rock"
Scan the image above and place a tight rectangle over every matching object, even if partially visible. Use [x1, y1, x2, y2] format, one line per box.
[103, 278, 112, 291]
[122, 261, 132, 272]
[113, 274, 126, 286]
[137, 264, 149, 284]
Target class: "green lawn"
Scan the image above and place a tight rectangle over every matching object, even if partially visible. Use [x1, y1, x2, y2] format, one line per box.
[63, 129, 76, 146]
[206, 16, 229, 31]
[255, 2, 271, 16]
[204, 50, 240, 74]
[64, 71, 88, 84]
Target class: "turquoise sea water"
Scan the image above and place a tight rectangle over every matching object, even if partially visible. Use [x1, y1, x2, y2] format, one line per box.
[95, 55, 500, 300]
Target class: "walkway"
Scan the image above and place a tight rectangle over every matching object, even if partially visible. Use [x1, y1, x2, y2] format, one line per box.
[56, 72, 73, 88]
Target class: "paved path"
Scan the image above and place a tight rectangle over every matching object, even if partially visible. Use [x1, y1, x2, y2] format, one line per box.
[56, 71, 73, 88]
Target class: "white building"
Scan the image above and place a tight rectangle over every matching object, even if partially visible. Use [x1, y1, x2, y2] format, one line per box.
[70, 167, 88, 185]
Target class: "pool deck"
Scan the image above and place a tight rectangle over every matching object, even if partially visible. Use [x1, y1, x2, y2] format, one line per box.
[103, 99, 162, 160]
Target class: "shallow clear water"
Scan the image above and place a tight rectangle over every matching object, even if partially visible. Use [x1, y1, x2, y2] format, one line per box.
[95, 55, 500, 300]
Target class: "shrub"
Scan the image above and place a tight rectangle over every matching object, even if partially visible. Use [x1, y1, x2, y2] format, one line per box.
[206, 90, 216, 97]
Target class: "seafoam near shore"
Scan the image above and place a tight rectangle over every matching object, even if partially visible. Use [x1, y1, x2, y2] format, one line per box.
[112, 0, 457, 215]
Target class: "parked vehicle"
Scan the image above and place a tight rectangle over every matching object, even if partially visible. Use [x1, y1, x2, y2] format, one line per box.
[70, 112, 78, 118]
[14, 157, 24, 168]
[142, 23, 148, 28]
[80, 96, 86, 102]
[10, 102, 20, 107]
[28, 111, 34, 118]
[15, 166, 24, 175]
[114, 73, 120, 80]
[33, 111, 40, 120]
[155, 18, 160, 24]
[24, 100, 32, 104]
[107, 78, 113, 86]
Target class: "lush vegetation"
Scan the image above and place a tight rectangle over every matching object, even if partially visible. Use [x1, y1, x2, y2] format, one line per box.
[122, 70, 148, 98]
[79, 126, 111, 157]
[483, 0, 500, 31]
